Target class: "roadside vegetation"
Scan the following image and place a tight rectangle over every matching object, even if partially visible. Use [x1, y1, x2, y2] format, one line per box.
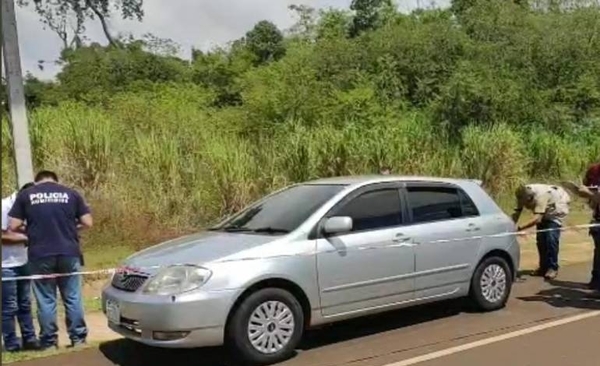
[2, 0, 599, 262]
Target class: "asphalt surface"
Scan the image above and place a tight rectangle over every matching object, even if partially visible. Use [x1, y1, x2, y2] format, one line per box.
[14, 262, 600, 366]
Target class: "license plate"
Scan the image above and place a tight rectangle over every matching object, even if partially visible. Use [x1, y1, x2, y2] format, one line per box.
[106, 299, 121, 325]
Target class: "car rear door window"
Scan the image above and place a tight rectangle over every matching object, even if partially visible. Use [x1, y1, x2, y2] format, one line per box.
[407, 186, 465, 224]
[334, 189, 402, 232]
[458, 189, 479, 217]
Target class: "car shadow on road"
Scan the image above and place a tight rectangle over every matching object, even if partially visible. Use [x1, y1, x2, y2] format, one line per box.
[99, 299, 465, 366]
[517, 281, 600, 310]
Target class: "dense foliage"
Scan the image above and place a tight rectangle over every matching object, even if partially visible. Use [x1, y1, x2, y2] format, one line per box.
[2, 0, 599, 250]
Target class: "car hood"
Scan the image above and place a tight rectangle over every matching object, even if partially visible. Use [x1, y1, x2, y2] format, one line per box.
[121, 231, 276, 272]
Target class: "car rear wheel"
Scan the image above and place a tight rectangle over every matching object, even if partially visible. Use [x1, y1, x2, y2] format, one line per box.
[226, 288, 304, 365]
[469, 256, 512, 311]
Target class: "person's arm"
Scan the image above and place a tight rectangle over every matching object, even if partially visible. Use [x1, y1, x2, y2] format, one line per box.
[1, 230, 27, 244]
[511, 198, 524, 223]
[561, 181, 594, 199]
[512, 207, 523, 224]
[517, 195, 548, 231]
[7, 217, 24, 232]
[78, 214, 93, 229]
[75, 193, 93, 230]
[7, 193, 26, 232]
[2, 197, 27, 244]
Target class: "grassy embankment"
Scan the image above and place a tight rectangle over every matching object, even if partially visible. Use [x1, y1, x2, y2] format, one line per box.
[2, 91, 598, 273]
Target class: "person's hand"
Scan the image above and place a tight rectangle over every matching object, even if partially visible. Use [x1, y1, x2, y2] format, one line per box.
[14, 232, 28, 242]
[2, 231, 28, 243]
[516, 227, 530, 238]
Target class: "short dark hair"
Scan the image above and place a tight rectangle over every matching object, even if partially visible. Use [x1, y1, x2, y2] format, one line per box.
[19, 182, 35, 191]
[34, 170, 59, 183]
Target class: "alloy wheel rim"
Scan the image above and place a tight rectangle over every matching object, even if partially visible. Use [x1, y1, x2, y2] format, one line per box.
[480, 264, 507, 303]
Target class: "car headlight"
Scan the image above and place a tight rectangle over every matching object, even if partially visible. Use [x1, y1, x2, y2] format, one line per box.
[142, 265, 212, 295]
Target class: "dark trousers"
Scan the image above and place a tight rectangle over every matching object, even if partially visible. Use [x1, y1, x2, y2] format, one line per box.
[591, 225, 600, 290]
[536, 221, 561, 272]
[1, 265, 37, 351]
[30, 256, 88, 347]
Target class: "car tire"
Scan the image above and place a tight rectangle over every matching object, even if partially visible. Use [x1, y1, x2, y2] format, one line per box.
[226, 288, 304, 365]
[469, 256, 512, 312]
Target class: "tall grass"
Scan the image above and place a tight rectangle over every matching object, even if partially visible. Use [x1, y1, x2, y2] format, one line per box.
[1, 87, 597, 251]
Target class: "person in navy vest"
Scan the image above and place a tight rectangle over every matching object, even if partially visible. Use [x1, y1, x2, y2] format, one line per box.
[8, 170, 93, 349]
[2, 182, 40, 352]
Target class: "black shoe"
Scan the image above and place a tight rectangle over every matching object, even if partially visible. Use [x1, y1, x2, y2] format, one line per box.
[4, 347, 21, 353]
[22, 340, 42, 351]
[588, 280, 600, 290]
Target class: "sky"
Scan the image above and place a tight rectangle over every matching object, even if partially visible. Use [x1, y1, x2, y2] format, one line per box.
[14, 0, 449, 80]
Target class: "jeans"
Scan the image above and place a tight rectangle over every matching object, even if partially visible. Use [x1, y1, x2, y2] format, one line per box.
[591, 225, 600, 290]
[536, 220, 561, 272]
[29, 256, 87, 346]
[2, 265, 37, 351]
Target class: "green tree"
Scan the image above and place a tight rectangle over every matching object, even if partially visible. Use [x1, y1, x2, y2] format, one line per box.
[24, 74, 63, 108]
[316, 8, 353, 40]
[244, 20, 286, 65]
[191, 45, 254, 107]
[56, 42, 190, 102]
[349, 0, 394, 37]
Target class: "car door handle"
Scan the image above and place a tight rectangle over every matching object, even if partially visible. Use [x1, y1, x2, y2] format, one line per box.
[392, 233, 412, 243]
[467, 223, 481, 232]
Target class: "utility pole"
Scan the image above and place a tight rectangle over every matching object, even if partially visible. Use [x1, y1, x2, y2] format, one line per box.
[2, 0, 34, 187]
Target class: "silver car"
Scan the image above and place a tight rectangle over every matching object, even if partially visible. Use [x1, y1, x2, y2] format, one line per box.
[102, 176, 519, 365]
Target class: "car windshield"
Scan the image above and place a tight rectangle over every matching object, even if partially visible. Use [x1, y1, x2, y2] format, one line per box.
[212, 184, 345, 235]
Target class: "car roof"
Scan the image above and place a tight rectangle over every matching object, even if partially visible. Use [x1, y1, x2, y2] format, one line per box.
[304, 175, 481, 188]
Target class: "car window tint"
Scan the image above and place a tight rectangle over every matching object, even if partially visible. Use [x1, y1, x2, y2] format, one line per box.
[334, 189, 402, 231]
[459, 189, 479, 216]
[407, 186, 463, 223]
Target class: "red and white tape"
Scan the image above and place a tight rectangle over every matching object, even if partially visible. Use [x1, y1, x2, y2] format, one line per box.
[2, 222, 599, 282]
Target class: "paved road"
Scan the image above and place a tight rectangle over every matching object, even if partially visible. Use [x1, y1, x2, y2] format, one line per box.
[414, 315, 600, 366]
[15, 263, 600, 366]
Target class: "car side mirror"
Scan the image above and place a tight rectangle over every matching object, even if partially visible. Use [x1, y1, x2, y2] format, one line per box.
[323, 216, 353, 236]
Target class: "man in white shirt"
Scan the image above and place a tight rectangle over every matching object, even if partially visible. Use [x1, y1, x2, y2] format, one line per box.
[2, 183, 39, 352]
[512, 184, 571, 280]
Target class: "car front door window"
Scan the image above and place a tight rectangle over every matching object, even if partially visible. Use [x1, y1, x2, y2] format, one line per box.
[334, 189, 403, 232]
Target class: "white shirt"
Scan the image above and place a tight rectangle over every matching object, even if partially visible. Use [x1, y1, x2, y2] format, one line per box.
[2, 192, 28, 268]
[524, 184, 571, 224]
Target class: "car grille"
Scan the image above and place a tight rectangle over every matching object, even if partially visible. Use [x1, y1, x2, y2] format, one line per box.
[111, 272, 148, 292]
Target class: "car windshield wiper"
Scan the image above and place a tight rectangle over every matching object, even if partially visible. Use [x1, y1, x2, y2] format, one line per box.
[208, 225, 253, 232]
[209, 226, 289, 234]
[222, 226, 254, 232]
[251, 227, 290, 234]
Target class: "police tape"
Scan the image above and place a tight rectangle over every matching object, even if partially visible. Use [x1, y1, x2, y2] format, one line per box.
[2, 222, 599, 282]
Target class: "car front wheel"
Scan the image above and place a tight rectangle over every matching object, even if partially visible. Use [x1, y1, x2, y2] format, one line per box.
[226, 288, 304, 365]
[469, 256, 512, 311]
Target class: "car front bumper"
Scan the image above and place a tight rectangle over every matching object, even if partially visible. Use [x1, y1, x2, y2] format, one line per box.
[101, 284, 238, 348]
